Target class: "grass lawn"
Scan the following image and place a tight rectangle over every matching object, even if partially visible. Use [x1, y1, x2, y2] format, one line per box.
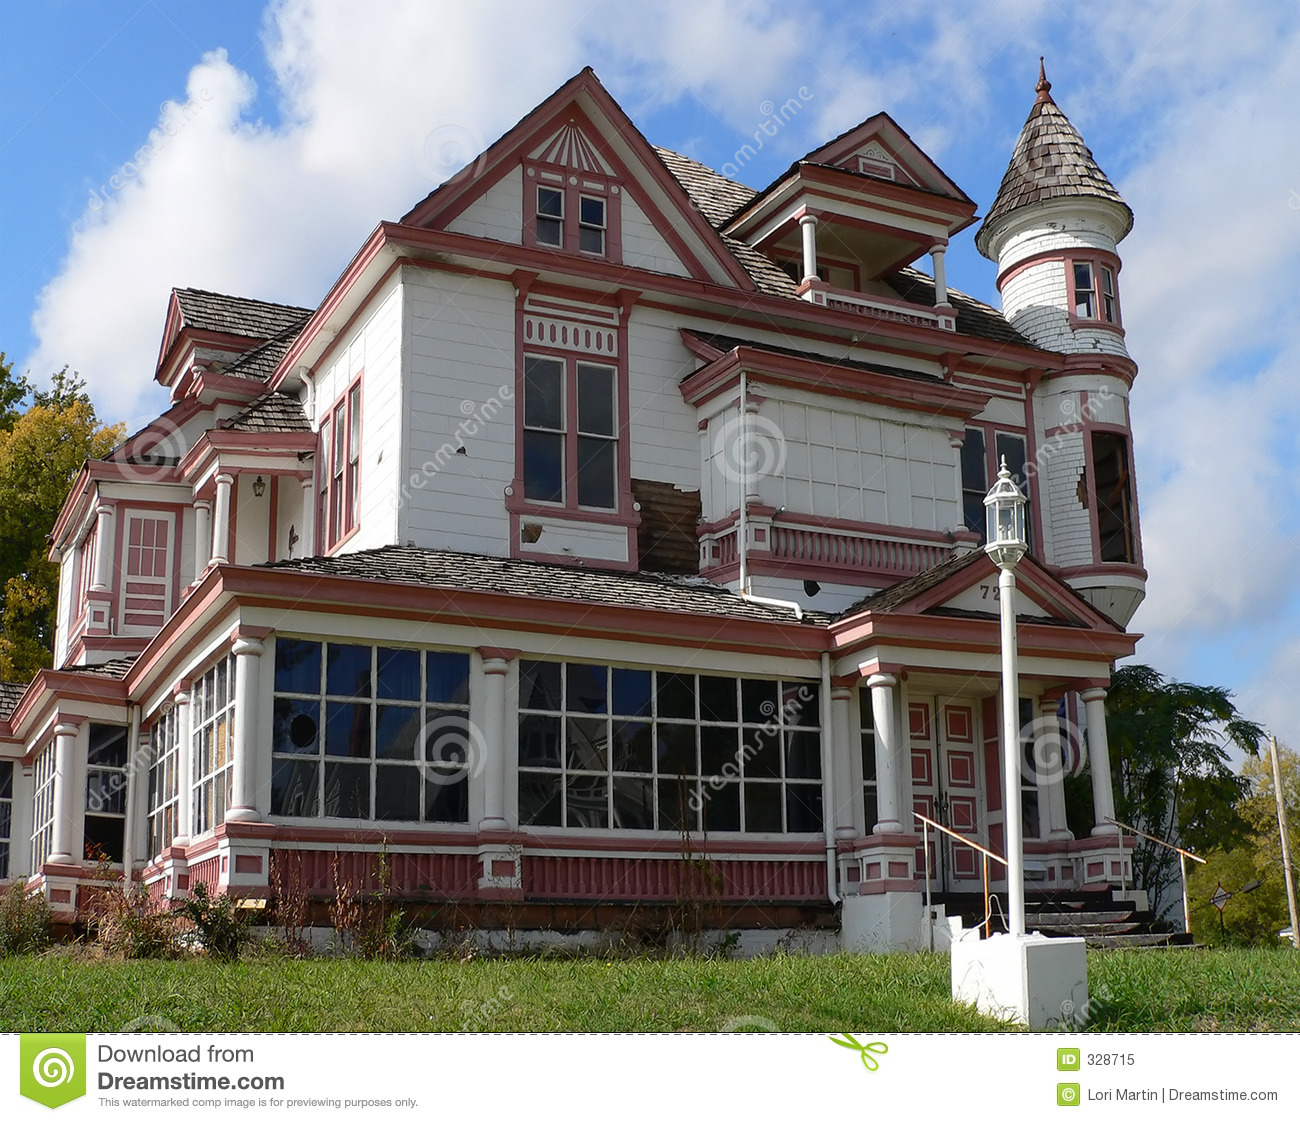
[1, 948, 1298, 1033]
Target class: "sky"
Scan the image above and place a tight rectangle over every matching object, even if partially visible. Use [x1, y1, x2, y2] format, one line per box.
[2, 0, 1299, 754]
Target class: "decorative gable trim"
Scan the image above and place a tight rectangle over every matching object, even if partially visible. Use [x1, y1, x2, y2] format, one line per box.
[533, 120, 614, 174]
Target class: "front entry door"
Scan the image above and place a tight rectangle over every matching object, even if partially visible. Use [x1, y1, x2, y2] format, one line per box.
[908, 695, 987, 894]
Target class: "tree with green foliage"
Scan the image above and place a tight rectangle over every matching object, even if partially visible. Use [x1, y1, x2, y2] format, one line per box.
[1065, 663, 1263, 922]
[1188, 743, 1299, 945]
[0, 366, 123, 682]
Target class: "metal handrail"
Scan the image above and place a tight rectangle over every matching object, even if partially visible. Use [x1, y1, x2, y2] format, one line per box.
[1104, 817, 1205, 938]
[1103, 817, 1205, 863]
[913, 811, 1007, 940]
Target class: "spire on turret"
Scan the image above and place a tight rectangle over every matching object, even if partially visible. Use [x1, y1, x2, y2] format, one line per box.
[1035, 57, 1053, 104]
[976, 62, 1132, 257]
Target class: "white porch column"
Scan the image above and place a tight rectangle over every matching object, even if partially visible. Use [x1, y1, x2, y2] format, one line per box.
[227, 635, 264, 823]
[49, 721, 80, 864]
[171, 689, 193, 848]
[1037, 695, 1073, 841]
[193, 500, 212, 578]
[799, 213, 819, 284]
[479, 655, 511, 831]
[1082, 687, 1118, 836]
[830, 685, 857, 840]
[867, 673, 902, 834]
[120, 706, 143, 878]
[930, 243, 951, 307]
[299, 476, 315, 558]
[211, 473, 234, 565]
[90, 503, 116, 592]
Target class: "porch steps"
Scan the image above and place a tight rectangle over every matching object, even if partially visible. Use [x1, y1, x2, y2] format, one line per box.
[938, 889, 1194, 949]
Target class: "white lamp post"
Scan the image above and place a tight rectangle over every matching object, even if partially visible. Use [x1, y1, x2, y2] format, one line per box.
[984, 457, 1028, 936]
[950, 457, 1088, 1027]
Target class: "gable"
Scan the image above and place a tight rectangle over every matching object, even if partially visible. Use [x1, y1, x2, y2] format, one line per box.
[800, 112, 972, 203]
[935, 571, 1083, 625]
[400, 69, 752, 290]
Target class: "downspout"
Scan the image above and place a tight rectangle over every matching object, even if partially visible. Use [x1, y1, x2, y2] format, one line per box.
[736, 370, 804, 620]
[821, 651, 839, 904]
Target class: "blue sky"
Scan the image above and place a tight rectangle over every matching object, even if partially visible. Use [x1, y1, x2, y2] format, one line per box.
[3, 1, 1300, 750]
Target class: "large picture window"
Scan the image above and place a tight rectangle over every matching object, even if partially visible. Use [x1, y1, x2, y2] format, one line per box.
[0, 761, 12, 879]
[85, 724, 128, 862]
[271, 639, 471, 824]
[148, 706, 181, 856]
[523, 355, 617, 509]
[517, 661, 822, 834]
[31, 744, 55, 870]
[192, 655, 237, 837]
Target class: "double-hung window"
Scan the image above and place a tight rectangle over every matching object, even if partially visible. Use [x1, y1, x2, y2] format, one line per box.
[523, 355, 617, 509]
[148, 707, 180, 856]
[1072, 260, 1119, 325]
[320, 381, 362, 550]
[961, 427, 1031, 545]
[526, 163, 618, 260]
[1091, 432, 1136, 563]
[85, 724, 128, 862]
[192, 655, 237, 836]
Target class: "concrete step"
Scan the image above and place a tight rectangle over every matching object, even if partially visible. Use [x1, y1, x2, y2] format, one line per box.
[1030, 910, 1138, 929]
[1084, 932, 1195, 949]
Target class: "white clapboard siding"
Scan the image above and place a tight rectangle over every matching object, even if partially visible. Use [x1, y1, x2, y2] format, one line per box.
[445, 166, 524, 243]
[620, 192, 690, 276]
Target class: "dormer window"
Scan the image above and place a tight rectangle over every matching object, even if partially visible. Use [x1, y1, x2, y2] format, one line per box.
[1070, 259, 1120, 325]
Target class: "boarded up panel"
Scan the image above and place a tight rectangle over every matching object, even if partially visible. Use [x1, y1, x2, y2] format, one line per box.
[631, 478, 700, 574]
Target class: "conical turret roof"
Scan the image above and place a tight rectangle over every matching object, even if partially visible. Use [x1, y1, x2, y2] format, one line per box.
[977, 61, 1132, 255]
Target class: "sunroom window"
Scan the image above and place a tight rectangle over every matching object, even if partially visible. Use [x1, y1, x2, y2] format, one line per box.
[517, 661, 822, 833]
[85, 724, 128, 862]
[270, 639, 471, 823]
[0, 761, 12, 879]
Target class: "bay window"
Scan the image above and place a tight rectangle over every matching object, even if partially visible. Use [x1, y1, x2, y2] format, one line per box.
[30, 744, 55, 870]
[147, 707, 180, 856]
[192, 654, 237, 836]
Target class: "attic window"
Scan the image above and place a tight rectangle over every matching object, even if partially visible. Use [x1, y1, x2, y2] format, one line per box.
[857, 155, 896, 180]
[525, 162, 620, 261]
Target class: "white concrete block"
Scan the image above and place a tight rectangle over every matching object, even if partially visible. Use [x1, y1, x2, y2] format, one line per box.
[951, 931, 1088, 1028]
[840, 891, 924, 953]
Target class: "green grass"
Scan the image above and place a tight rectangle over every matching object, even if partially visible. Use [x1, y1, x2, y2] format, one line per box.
[1, 948, 1297, 1032]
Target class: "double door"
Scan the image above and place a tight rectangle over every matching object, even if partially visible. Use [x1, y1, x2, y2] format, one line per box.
[908, 695, 1001, 893]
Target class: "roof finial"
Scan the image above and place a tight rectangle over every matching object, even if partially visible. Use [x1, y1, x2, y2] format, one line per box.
[1036, 57, 1054, 104]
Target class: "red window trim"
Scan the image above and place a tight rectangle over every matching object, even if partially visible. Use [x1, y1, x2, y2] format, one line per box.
[1064, 252, 1123, 331]
[319, 374, 363, 554]
[516, 347, 626, 519]
[521, 160, 623, 263]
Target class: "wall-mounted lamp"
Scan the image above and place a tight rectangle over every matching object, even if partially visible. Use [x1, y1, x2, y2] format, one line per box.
[252, 475, 267, 498]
